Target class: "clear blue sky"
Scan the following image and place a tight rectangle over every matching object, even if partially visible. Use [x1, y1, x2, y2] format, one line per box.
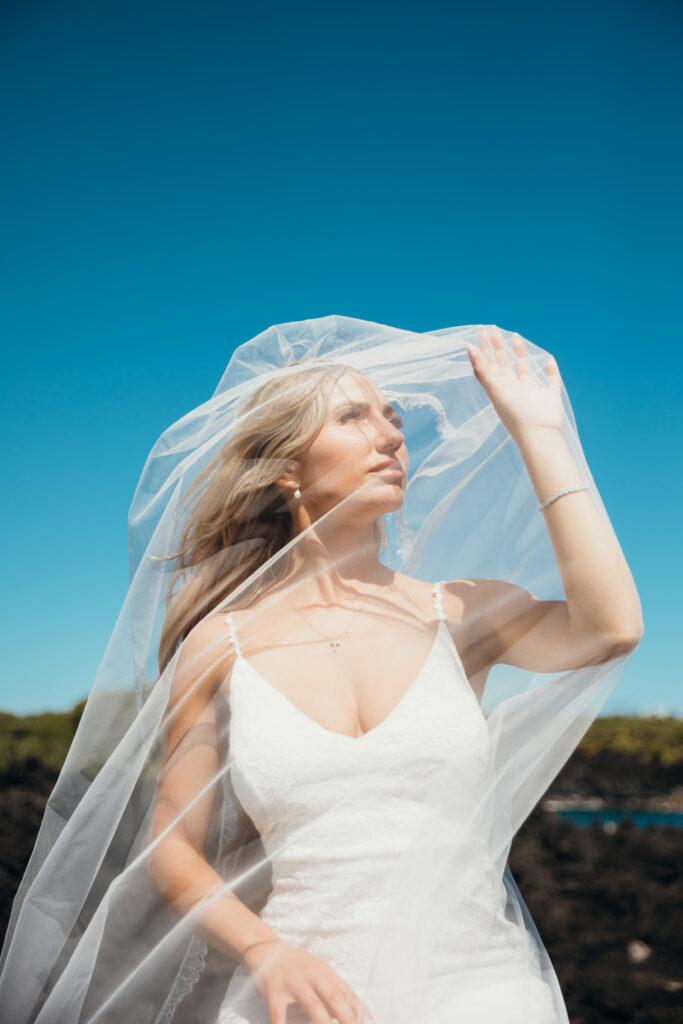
[1, 0, 681, 715]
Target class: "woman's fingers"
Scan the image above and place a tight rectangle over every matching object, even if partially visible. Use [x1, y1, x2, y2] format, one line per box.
[468, 326, 564, 435]
[477, 327, 545, 389]
[476, 325, 513, 377]
[489, 325, 513, 374]
[268, 991, 290, 1024]
[477, 325, 494, 365]
[291, 982, 335, 1023]
[269, 986, 330, 1024]
[512, 332, 533, 382]
[316, 977, 374, 1024]
[258, 943, 374, 1024]
[469, 330, 490, 381]
[268, 978, 373, 1024]
[546, 352, 562, 388]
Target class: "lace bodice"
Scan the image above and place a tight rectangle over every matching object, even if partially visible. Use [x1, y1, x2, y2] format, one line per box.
[217, 581, 557, 1023]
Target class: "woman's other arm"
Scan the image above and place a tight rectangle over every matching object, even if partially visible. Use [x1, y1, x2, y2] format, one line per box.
[148, 615, 279, 962]
[147, 616, 374, 1024]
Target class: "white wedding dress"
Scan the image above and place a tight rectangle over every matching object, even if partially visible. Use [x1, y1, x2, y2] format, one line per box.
[216, 583, 559, 1024]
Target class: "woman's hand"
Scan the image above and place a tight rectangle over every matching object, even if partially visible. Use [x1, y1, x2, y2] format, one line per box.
[243, 938, 375, 1024]
[466, 325, 564, 442]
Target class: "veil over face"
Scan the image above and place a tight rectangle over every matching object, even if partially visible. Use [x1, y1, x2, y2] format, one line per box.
[0, 315, 640, 1024]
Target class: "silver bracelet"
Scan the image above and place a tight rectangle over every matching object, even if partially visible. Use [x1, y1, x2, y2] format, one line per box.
[538, 485, 588, 512]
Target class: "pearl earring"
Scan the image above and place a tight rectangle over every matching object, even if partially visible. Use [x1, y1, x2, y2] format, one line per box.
[294, 486, 301, 499]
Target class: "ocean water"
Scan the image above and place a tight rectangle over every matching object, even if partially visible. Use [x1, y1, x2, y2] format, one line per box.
[551, 808, 683, 829]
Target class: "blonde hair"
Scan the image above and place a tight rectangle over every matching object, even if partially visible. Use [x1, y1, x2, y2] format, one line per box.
[157, 359, 389, 673]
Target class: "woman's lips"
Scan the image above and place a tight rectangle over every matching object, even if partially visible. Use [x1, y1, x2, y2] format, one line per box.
[370, 466, 404, 480]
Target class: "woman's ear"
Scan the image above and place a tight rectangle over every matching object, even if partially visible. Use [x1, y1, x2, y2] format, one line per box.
[274, 461, 301, 492]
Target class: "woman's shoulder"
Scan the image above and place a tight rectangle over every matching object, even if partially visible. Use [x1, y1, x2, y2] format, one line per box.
[393, 572, 525, 624]
[391, 571, 470, 616]
[439, 576, 540, 619]
[171, 612, 239, 700]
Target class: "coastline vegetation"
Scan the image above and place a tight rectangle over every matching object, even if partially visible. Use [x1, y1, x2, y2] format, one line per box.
[1, 702, 682, 775]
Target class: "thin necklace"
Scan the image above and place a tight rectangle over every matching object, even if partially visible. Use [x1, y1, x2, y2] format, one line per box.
[282, 580, 390, 653]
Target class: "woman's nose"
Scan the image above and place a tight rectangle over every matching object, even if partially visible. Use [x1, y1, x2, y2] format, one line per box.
[376, 420, 404, 450]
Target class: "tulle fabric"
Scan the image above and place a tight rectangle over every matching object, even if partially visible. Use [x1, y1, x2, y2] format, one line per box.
[0, 315, 637, 1023]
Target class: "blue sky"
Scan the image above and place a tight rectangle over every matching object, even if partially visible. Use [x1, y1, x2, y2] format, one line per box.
[1, 0, 681, 715]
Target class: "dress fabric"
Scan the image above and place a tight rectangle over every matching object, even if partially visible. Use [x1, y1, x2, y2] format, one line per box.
[216, 583, 559, 1024]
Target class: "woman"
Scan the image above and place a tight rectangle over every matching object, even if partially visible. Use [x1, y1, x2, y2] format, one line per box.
[0, 316, 642, 1024]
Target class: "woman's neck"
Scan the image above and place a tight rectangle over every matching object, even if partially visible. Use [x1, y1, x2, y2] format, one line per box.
[282, 521, 392, 595]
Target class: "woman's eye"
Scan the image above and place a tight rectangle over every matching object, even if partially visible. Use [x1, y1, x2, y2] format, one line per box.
[339, 408, 404, 428]
[339, 407, 363, 422]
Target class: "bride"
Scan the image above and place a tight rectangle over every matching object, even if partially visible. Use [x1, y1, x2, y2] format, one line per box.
[0, 317, 642, 1024]
[149, 327, 642, 1024]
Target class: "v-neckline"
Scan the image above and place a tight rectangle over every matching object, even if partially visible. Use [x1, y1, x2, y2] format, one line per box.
[232, 620, 449, 743]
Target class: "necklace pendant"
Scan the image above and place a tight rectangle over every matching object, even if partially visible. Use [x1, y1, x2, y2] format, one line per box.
[330, 639, 341, 652]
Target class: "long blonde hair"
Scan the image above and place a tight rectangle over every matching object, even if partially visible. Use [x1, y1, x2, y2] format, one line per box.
[157, 359, 389, 673]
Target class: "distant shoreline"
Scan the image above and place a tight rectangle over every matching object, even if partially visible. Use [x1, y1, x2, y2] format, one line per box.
[543, 787, 683, 813]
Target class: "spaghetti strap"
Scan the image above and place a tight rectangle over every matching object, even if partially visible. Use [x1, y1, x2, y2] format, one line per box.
[431, 581, 447, 622]
[224, 611, 242, 657]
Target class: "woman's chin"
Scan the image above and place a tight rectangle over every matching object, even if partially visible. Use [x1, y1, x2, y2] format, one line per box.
[373, 487, 405, 514]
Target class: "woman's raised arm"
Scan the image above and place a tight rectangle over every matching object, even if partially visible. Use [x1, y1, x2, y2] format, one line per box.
[462, 327, 644, 673]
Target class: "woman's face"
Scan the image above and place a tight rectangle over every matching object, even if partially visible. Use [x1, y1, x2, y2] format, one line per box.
[296, 370, 408, 522]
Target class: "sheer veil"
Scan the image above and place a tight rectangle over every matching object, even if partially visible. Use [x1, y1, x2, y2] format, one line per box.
[0, 314, 641, 1024]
